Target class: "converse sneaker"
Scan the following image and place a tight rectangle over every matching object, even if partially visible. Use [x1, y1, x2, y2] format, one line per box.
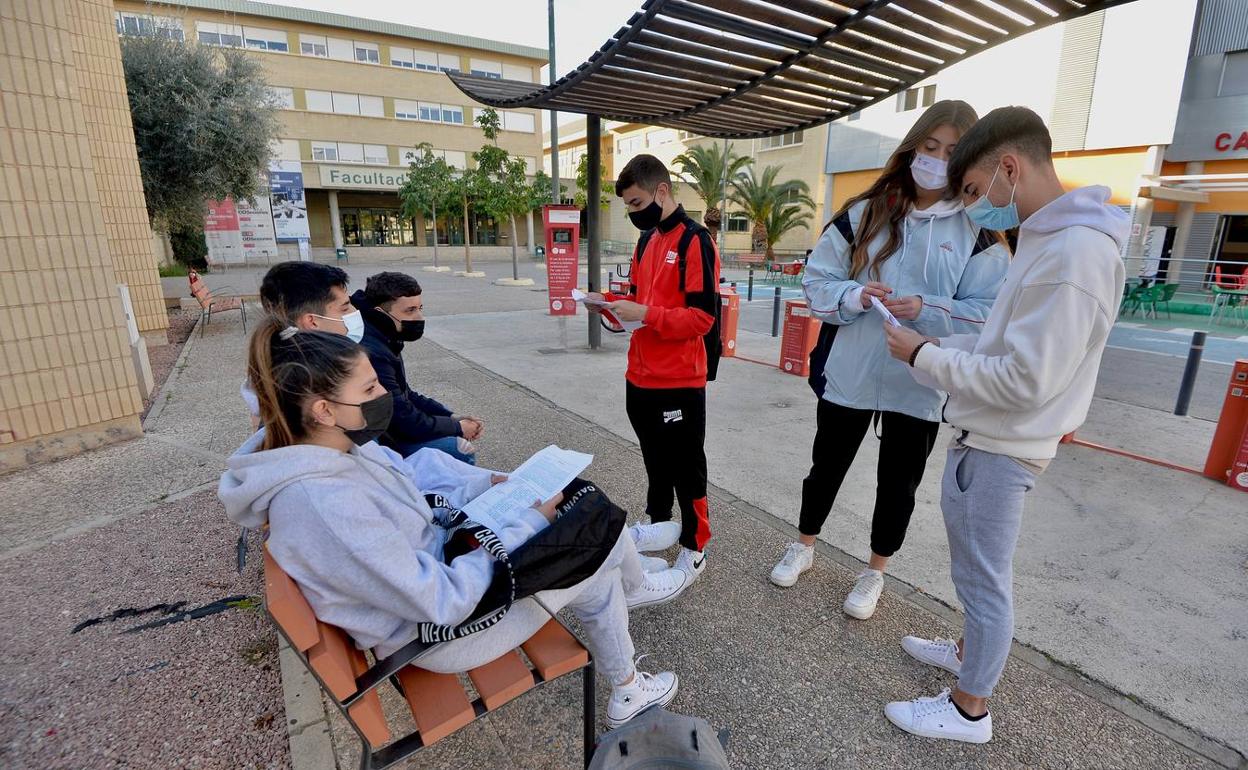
[674, 547, 706, 582]
[606, 669, 679, 727]
[639, 555, 669, 573]
[901, 635, 962, 675]
[884, 688, 992, 744]
[624, 567, 689, 609]
[843, 569, 885, 620]
[629, 521, 681, 553]
[769, 542, 814, 587]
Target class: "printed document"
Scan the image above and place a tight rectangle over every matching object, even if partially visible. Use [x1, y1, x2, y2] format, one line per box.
[870, 295, 901, 327]
[572, 288, 643, 331]
[462, 445, 593, 531]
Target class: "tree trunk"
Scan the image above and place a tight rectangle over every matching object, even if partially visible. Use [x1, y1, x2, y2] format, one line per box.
[462, 195, 472, 273]
[509, 214, 519, 280]
[431, 199, 440, 268]
[703, 205, 722, 242]
[751, 221, 767, 255]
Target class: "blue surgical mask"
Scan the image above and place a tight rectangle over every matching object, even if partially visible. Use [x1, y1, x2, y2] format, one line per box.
[313, 310, 365, 342]
[965, 164, 1019, 230]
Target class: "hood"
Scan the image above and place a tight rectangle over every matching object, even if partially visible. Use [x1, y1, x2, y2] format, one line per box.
[906, 197, 964, 222]
[217, 429, 358, 528]
[1022, 185, 1130, 252]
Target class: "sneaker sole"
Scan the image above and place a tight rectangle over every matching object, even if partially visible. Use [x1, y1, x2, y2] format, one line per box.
[843, 600, 878, 620]
[901, 642, 961, 676]
[768, 568, 807, 588]
[605, 678, 680, 727]
[883, 709, 991, 744]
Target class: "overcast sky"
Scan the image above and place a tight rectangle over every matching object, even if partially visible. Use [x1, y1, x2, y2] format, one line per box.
[261, 0, 639, 129]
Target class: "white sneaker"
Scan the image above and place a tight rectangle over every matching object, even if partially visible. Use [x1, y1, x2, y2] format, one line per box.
[606, 669, 679, 727]
[901, 636, 962, 675]
[884, 688, 992, 744]
[625, 567, 689, 609]
[673, 547, 706, 582]
[843, 569, 885, 620]
[629, 521, 681, 553]
[639, 555, 669, 573]
[769, 542, 814, 587]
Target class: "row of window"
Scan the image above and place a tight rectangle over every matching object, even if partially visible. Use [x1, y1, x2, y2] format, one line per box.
[293, 139, 536, 173]
[264, 87, 537, 133]
[340, 208, 501, 247]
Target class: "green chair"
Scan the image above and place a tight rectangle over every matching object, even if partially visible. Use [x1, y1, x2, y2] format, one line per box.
[1149, 283, 1178, 318]
[1119, 282, 1149, 316]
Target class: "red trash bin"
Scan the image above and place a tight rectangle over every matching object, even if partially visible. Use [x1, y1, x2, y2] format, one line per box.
[719, 287, 739, 358]
[1206, 359, 1248, 491]
[779, 299, 821, 376]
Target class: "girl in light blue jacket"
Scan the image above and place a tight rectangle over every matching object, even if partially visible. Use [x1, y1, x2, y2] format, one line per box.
[770, 101, 1010, 620]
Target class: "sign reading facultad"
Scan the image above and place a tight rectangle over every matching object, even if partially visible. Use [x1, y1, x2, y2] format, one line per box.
[318, 165, 408, 190]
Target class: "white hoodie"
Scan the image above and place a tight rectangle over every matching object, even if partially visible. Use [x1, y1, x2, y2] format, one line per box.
[218, 432, 549, 658]
[914, 186, 1128, 460]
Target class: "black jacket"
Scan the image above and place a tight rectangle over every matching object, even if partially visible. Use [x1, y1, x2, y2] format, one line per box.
[350, 290, 460, 451]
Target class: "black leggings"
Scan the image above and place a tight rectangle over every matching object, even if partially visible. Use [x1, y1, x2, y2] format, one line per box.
[798, 399, 939, 557]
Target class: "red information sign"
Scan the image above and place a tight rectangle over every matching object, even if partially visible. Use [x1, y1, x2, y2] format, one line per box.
[543, 205, 581, 316]
[779, 299, 822, 377]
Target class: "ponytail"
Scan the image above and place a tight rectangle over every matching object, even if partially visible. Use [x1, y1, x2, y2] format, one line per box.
[246, 316, 363, 450]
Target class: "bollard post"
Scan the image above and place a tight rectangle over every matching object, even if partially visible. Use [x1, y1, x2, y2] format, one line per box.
[771, 286, 782, 337]
[1174, 331, 1206, 416]
[608, 270, 613, 288]
[730, 281, 737, 292]
[747, 268, 754, 301]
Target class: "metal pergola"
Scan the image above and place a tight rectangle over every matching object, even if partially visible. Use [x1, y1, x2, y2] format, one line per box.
[448, 0, 1134, 347]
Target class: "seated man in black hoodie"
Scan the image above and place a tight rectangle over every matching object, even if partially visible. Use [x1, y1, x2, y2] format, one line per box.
[351, 272, 483, 464]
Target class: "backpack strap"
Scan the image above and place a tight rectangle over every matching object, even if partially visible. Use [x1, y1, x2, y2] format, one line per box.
[630, 227, 657, 296]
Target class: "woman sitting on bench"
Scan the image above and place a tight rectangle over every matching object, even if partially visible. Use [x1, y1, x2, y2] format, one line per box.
[219, 317, 688, 726]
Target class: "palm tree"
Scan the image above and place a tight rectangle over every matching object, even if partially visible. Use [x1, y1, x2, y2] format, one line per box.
[672, 143, 752, 239]
[729, 165, 813, 256]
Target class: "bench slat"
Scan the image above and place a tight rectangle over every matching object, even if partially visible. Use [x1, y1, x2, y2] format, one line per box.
[521, 620, 589, 681]
[262, 550, 318, 652]
[467, 651, 534, 711]
[346, 643, 390, 747]
[397, 667, 475, 745]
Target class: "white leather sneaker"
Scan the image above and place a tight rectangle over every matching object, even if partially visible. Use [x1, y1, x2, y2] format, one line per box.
[842, 569, 885, 620]
[884, 688, 992, 744]
[674, 547, 706, 583]
[628, 521, 681, 553]
[901, 635, 962, 675]
[769, 542, 814, 587]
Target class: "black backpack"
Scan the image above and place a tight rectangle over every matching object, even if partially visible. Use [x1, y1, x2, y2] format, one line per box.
[633, 216, 723, 382]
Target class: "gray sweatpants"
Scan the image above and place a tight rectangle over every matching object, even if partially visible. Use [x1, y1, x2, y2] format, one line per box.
[942, 444, 1037, 697]
[415, 529, 645, 685]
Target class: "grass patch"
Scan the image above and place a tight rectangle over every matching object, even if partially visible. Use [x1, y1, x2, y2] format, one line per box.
[158, 263, 189, 277]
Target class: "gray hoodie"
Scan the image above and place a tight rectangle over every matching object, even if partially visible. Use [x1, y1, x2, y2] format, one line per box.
[218, 432, 549, 658]
[914, 185, 1129, 459]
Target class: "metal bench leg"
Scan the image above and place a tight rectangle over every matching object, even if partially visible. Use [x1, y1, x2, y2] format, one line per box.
[583, 660, 596, 768]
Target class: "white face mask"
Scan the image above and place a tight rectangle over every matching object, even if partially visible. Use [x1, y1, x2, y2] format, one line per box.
[910, 153, 949, 191]
[312, 310, 365, 342]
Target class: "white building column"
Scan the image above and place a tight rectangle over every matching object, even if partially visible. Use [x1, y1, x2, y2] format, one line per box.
[1123, 145, 1166, 275]
[526, 209, 535, 254]
[1167, 161, 1204, 285]
[327, 189, 344, 250]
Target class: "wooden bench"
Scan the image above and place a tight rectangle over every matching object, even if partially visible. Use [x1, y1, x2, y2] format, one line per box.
[188, 269, 247, 336]
[263, 547, 596, 769]
[727, 253, 768, 269]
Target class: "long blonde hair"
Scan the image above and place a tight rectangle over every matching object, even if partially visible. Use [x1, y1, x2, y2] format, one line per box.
[835, 100, 979, 280]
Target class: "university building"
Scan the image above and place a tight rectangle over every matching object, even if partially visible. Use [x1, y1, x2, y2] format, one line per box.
[113, 0, 548, 263]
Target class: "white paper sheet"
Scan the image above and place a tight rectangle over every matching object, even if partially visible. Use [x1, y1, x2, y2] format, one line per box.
[572, 288, 643, 331]
[870, 295, 902, 327]
[461, 445, 593, 531]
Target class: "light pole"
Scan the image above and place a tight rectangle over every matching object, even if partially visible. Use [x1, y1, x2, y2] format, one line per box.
[548, 0, 559, 204]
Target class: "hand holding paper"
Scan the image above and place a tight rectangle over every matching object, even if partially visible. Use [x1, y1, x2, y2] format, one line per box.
[870, 295, 902, 327]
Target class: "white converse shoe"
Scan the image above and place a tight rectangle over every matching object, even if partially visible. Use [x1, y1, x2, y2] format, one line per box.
[901, 636, 962, 675]
[606, 669, 679, 727]
[624, 567, 689, 609]
[673, 547, 706, 582]
[629, 521, 681, 553]
[639, 555, 669, 573]
[843, 569, 885, 620]
[769, 542, 814, 587]
[884, 688, 992, 744]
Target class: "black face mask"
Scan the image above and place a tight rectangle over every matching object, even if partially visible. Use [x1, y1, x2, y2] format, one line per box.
[628, 199, 663, 231]
[397, 319, 424, 341]
[328, 392, 393, 446]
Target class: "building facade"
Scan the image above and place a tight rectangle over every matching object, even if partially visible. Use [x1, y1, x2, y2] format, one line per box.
[113, 0, 548, 264]
[2, 0, 163, 471]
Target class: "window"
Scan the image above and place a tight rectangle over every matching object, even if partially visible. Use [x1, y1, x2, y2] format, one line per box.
[305, 90, 333, 112]
[502, 111, 536, 133]
[340, 208, 417, 246]
[268, 87, 294, 109]
[359, 95, 384, 118]
[439, 150, 467, 169]
[399, 146, 422, 164]
[354, 42, 380, 64]
[395, 99, 420, 120]
[897, 84, 936, 112]
[726, 214, 749, 233]
[438, 53, 460, 72]
[503, 63, 532, 82]
[441, 104, 464, 125]
[364, 144, 389, 165]
[617, 135, 642, 155]
[331, 92, 360, 115]
[274, 138, 301, 161]
[520, 156, 538, 175]
[196, 22, 242, 48]
[412, 49, 439, 71]
[243, 27, 287, 52]
[299, 34, 328, 57]
[1220, 51, 1248, 97]
[311, 141, 339, 162]
[115, 12, 183, 40]
[337, 142, 365, 163]
[470, 58, 503, 79]
[327, 37, 354, 61]
[759, 130, 803, 150]
[677, 130, 698, 141]
[391, 46, 415, 68]
[647, 128, 677, 147]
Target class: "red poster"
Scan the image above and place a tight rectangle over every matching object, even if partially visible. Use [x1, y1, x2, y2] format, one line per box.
[205, 199, 239, 231]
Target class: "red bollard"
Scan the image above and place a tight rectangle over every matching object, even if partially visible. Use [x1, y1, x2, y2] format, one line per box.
[1203, 359, 1248, 491]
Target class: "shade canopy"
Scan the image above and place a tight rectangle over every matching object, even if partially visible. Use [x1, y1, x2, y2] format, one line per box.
[449, 0, 1134, 139]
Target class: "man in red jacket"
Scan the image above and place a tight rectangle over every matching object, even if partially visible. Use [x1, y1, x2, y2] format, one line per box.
[591, 154, 721, 584]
